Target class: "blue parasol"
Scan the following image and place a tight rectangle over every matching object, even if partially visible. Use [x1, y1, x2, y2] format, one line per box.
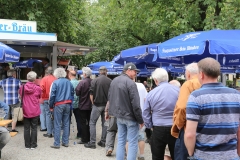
[13, 59, 42, 68]
[0, 42, 20, 62]
[157, 29, 240, 66]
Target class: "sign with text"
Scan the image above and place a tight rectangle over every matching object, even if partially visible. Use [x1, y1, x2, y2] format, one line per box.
[0, 19, 37, 32]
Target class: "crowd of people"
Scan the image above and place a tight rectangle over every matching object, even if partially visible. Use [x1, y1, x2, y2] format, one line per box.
[0, 57, 239, 160]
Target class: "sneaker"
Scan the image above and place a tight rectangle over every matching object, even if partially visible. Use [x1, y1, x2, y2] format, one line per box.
[106, 149, 113, 156]
[11, 129, 18, 132]
[40, 128, 47, 132]
[50, 145, 60, 149]
[97, 141, 105, 147]
[62, 143, 69, 147]
[31, 148, 36, 150]
[25, 148, 30, 150]
[43, 134, 53, 138]
[84, 142, 96, 149]
[77, 140, 87, 144]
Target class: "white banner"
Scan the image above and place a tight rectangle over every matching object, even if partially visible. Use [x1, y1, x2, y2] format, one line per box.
[0, 19, 37, 32]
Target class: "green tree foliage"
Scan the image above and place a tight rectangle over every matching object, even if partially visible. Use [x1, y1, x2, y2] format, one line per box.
[0, 0, 88, 45]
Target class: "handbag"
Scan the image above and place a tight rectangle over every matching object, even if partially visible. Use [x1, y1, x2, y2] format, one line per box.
[14, 85, 24, 121]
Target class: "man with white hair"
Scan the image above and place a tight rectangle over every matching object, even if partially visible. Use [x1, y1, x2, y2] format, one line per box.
[171, 63, 201, 160]
[49, 68, 74, 149]
[143, 68, 179, 160]
[75, 67, 92, 144]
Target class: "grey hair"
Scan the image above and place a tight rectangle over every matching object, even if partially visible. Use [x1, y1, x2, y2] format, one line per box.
[53, 68, 67, 78]
[185, 63, 198, 74]
[46, 66, 53, 75]
[7, 69, 16, 77]
[169, 80, 181, 88]
[82, 67, 92, 77]
[151, 68, 169, 83]
[27, 71, 37, 82]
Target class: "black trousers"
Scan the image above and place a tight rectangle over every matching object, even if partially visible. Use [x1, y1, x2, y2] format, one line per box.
[79, 110, 91, 142]
[73, 108, 81, 137]
[145, 128, 152, 139]
[151, 126, 176, 160]
[24, 116, 38, 148]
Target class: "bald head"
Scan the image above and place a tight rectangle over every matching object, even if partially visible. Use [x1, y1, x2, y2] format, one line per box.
[169, 80, 181, 88]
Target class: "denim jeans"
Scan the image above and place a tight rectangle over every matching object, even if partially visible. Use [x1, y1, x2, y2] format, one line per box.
[40, 103, 46, 130]
[116, 118, 139, 160]
[151, 126, 176, 160]
[174, 128, 189, 160]
[73, 108, 81, 137]
[43, 100, 53, 135]
[89, 105, 107, 144]
[24, 116, 38, 148]
[53, 104, 70, 147]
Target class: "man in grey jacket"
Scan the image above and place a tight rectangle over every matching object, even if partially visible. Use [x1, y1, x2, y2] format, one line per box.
[108, 63, 144, 160]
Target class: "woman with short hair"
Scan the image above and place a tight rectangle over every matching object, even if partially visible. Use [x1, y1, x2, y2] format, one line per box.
[19, 71, 42, 150]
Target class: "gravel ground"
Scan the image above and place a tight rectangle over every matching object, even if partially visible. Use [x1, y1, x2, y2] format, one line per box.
[0, 89, 152, 160]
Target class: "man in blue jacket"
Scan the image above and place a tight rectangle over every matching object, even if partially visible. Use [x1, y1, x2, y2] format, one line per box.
[49, 68, 74, 149]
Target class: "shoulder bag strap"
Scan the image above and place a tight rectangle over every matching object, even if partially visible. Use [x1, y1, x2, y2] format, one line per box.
[20, 85, 24, 108]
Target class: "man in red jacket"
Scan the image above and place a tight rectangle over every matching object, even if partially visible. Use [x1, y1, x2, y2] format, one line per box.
[40, 67, 56, 138]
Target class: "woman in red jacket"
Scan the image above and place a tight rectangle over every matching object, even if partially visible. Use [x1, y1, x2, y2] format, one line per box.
[19, 71, 42, 150]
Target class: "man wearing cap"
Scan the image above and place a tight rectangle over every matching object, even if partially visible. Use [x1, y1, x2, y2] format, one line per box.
[84, 66, 112, 149]
[108, 63, 144, 160]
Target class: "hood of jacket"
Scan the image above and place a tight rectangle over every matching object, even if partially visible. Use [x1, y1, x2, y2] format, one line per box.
[23, 82, 38, 94]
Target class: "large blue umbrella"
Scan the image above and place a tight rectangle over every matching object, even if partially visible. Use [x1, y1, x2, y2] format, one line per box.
[114, 43, 182, 66]
[157, 29, 240, 66]
[13, 59, 42, 68]
[0, 42, 20, 62]
[87, 61, 123, 75]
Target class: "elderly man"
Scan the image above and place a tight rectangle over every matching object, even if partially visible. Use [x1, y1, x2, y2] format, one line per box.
[143, 68, 179, 160]
[40, 67, 56, 137]
[171, 63, 200, 160]
[185, 58, 240, 159]
[0, 69, 21, 132]
[108, 63, 143, 160]
[84, 66, 112, 149]
[75, 67, 92, 144]
[68, 70, 81, 139]
[49, 68, 74, 149]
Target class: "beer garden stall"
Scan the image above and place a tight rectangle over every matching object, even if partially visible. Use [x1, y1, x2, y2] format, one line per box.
[0, 19, 96, 81]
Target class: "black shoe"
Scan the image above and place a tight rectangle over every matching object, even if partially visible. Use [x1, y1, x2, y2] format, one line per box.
[50, 145, 60, 149]
[40, 128, 47, 132]
[84, 142, 96, 149]
[11, 129, 18, 132]
[77, 140, 87, 144]
[97, 141, 105, 147]
[62, 143, 69, 147]
[43, 134, 53, 138]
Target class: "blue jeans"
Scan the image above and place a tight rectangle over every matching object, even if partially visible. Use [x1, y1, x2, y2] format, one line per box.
[174, 128, 189, 160]
[43, 100, 53, 135]
[53, 104, 70, 147]
[40, 103, 46, 129]
[116, 118, 139, 160]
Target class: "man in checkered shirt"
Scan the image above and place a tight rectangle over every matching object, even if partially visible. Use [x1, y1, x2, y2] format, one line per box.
[0, 69, 21, 132]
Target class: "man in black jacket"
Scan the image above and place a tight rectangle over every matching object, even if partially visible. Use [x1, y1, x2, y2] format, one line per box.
[84, 66, 112, 149]
[108, 63, 144, 160]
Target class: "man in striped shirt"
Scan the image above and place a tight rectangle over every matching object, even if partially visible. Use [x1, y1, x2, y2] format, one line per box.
[185, 57, 240, 160]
